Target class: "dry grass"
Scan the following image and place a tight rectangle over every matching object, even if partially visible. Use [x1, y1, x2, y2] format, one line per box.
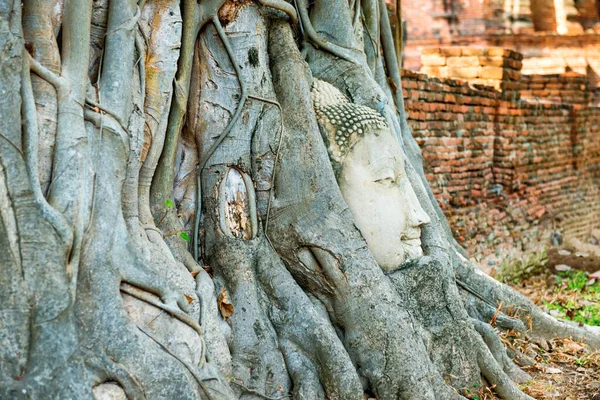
[468, 269, 600, 400]
[507, 334, 600, 399]
[508, 270, 600, 400]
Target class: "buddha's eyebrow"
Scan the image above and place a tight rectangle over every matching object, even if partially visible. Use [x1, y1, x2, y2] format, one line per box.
[368, 154, 397, 171]
[368, 154, 395, 166]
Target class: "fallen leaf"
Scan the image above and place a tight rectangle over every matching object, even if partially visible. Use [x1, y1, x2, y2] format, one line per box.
[490, 302, 502, 327]
[217, 289, 234, 319]
[546, 367, 563, 374]
[562, 339, 585, 354]
[184, 294, 194, 304]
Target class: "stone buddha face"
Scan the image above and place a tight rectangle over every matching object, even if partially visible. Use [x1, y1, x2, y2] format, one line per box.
[312, 80, 431, 272]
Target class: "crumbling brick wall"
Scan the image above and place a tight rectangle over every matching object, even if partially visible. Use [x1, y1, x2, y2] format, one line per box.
[519, 74, 591, 103]
[402, 51, 600, 268]
[391, 0, 600, 73]
[420, 47, 523, 89]
[530, 0, 558, 32]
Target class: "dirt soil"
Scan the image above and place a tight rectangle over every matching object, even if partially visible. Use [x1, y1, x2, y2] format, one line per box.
[507, 272, 600, 400]
[477, 238, 600, 400]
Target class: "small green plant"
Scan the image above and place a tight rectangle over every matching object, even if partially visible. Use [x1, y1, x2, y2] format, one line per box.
[158, 199, 191, 244]
[180, 232, 191, 242]
[575, 357, 588, 367]
[461, 382, 495, 400]
[518, 380, 533, 390]
[558, 270, 588, 291]
[544, 270, 600, 326]
[157, 198, 174, 227]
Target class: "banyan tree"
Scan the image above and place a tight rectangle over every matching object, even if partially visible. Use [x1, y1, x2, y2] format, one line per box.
[1, 0, 599, 399]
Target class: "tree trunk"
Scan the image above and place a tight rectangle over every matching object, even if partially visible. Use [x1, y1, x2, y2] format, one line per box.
[1, 1, 599, 399]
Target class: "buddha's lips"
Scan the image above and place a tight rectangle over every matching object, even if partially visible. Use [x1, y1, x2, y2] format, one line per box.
[402, 238, 422, 246]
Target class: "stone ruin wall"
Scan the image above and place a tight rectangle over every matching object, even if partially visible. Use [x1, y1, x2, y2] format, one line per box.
[391, 0, 600, 76]
[404, 47, 600, 269]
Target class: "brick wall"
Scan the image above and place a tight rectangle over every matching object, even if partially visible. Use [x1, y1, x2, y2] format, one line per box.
[401, 51, 600, 268]
[519, 73, 591, 103]
[390, 0, 600, 74]
[403, 33, 600, 85]
[530, 0, 558, 32]
[392, 0, 599, 39]
[397, 0, 446, 40]
[420, 46, 523, 89]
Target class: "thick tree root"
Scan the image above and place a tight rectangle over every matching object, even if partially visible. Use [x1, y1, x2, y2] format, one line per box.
[293, 1, 540, 398]
[471, 319, 531, 383]
[195, 269, 234, 378]
[256, 247, 365, 400]
[455, 250, 600, 349]
[193, 9, 368, 398]
[72, 130, 233, 400]
[268, 20, 467, 400]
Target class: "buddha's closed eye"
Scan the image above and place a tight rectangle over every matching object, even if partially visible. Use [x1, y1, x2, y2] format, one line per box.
[373, 168, 397, 186]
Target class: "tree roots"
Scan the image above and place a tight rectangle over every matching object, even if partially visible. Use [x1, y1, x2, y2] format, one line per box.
[2, 1, 597, 399]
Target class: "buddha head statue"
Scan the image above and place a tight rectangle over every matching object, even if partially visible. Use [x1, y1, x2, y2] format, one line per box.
[312, 80, 431, 273]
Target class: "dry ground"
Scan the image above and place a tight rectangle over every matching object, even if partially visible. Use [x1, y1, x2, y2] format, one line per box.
[474, 240, 600, 399]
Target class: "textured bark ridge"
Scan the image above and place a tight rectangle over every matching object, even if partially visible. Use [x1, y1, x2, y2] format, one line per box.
[1, 0, 600, 399]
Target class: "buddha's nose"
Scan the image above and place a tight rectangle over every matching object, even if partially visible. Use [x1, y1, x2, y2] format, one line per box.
[410, 204, 430, 227]
[402, 179, 431, 228]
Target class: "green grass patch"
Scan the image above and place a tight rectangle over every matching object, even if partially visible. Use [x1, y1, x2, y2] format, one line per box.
[543, 270, 600, 326]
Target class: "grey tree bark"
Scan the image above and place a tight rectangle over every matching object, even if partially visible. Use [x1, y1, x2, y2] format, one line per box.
[1, 1, 599, 399]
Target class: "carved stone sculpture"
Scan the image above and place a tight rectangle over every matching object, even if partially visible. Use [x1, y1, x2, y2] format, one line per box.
[312, 80, 431, 272]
